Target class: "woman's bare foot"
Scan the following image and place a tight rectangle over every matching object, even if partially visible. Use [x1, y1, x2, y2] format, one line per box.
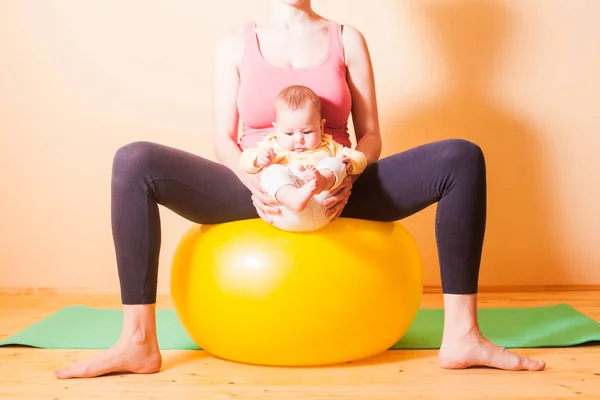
[55, 331, 162, 379]
[55, 304, 162, 379]
[439, 293, 545, 371]
[438, 330, 545, 371]
[275, 180, 317, 211]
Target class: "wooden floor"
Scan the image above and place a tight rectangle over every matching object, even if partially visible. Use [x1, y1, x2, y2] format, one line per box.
[1, 291, 599, 399]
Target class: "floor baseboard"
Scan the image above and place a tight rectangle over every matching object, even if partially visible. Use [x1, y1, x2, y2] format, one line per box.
[1, 285, 599, 296]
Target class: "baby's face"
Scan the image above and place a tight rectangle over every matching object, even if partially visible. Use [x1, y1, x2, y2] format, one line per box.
[274, 105, 325, 152]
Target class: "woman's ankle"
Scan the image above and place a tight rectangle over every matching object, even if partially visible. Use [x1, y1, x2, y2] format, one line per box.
[120, 304, 158, 343]
[442, 293, 481, 337]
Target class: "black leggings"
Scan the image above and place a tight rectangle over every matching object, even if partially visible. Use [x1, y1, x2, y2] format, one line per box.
[111, 139, 486, 304]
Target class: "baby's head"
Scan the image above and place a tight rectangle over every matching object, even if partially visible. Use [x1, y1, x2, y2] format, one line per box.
[273, 85, 326, 152]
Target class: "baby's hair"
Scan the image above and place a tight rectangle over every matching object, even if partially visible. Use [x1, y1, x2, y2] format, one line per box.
[274, 85, 322, 118]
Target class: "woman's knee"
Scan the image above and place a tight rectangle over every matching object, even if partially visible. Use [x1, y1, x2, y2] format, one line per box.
[112, 141, 160, 187]
[440, 139, 485, 172]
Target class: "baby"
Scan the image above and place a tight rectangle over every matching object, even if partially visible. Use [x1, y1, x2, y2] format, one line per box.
[239, 85, 367, 231]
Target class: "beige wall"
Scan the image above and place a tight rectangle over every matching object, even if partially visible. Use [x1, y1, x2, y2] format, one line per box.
[1, 0, 598, 293]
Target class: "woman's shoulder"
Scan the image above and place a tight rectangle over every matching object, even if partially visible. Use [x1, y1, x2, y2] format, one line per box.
[340, 24, 369, 49]
[215, 24, 249, 65]
[339, 24, 365, 39]
[336, 23, 370, 66]
[216, 24, 246, 48]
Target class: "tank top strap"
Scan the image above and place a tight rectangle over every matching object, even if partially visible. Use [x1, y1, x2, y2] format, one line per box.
[327, 20, 346, 65]
[241, 22, 261, 64]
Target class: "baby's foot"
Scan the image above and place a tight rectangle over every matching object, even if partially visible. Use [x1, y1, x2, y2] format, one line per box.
[299, 165, 330, 194]
[298, 165, 318, 182]
[276, 181, 318, 212]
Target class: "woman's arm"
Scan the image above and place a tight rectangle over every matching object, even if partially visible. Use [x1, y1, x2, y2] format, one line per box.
[212, 27, 245, 176]
[342, 25, 383, 167]
[211, 27, 280, 220]
[322, 25, 381, 219]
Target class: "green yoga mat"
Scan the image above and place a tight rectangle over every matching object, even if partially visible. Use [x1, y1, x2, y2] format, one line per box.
[1, 304, 599, 350]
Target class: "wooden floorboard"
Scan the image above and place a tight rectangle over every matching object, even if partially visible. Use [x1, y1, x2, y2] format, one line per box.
[1, 291, 599, 399]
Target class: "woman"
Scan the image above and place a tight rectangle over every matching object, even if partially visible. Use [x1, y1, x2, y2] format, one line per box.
[55, 0, 545, 379]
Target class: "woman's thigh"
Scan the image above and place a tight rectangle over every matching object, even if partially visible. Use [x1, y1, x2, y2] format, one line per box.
[112, 141, 258, 225]
[342, 139, 479, 222]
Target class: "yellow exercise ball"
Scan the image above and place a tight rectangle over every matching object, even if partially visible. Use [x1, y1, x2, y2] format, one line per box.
[170, 218, 423, 366]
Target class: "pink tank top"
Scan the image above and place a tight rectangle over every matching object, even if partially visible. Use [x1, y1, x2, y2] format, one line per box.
[237, 20, 352, 150]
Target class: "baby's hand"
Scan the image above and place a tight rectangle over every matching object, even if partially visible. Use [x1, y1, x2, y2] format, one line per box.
[256, 148, 276, 167]
[339, 155, 353, 174]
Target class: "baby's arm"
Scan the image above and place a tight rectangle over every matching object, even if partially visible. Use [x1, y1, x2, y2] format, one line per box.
[239, 144, 277, 174]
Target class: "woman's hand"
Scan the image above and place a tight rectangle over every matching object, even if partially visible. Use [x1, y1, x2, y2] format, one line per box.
[242, 172, 281, 223]
[322, 175, 353, 221]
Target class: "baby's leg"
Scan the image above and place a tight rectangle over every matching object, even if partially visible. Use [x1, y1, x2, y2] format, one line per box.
[316, 157, 348, 192]
[296, 158, 348, 196]
[260, 164, 317, 212]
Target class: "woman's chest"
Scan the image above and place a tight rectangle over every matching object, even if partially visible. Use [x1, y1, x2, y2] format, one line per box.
[254, 25, 331, 69]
